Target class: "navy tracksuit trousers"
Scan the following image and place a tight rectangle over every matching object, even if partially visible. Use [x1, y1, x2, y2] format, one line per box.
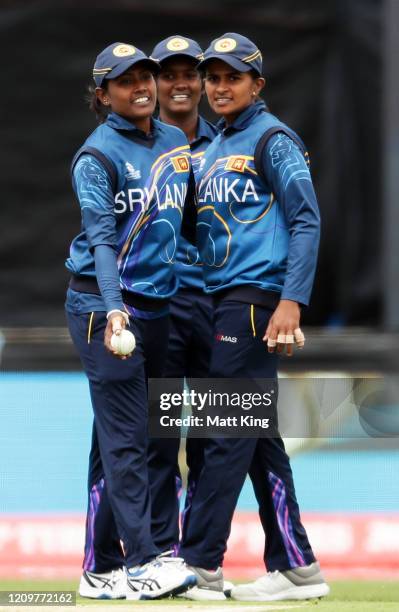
[148, 289, 213, 553]
[179, 300, 316, 572]
[67, 309, 169, 572]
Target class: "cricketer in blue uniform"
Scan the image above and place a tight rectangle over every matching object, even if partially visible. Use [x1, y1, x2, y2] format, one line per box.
[147, 36, 219, 555]
[65, 42, 196, 600]
[178, 34, 329, 602]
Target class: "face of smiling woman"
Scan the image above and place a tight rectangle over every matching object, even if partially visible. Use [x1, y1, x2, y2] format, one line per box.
[157, 57, 202, 119]
[96, 62, 157, 133]
[204, 59, 264, 125]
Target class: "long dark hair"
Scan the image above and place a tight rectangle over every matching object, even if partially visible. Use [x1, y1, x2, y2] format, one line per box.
[86, 83, 110, 124]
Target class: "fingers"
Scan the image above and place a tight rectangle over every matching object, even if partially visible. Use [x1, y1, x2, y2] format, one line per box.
[294, 327, 305, 348]
[104, 314, 128, 359]
[264, 328, 305, 355]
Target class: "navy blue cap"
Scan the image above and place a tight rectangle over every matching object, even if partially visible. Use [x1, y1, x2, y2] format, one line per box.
[93, 42, 160, 87]
[199, 33, 262, 75]
[150, 36, 204, 65]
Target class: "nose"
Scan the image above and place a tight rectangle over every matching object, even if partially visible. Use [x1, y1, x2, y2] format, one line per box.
[215, 81, 228, 94]
[134, 82, 148, 94]
[174, 80, 189, 91]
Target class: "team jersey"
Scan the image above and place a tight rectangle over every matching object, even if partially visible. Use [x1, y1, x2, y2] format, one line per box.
[174, 116, 218, 290]
[196, 101, 320, 306]
[65, 112, 191, 313]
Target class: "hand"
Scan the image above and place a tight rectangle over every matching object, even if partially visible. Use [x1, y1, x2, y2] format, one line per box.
[104, 312, 128, 360]
[263, 300, 304, 356]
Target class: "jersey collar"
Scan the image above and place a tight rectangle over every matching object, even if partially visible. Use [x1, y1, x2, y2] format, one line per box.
[218, 100, 266, 134]
[190, 116, 219, 150]
[106, 112, 166, 139]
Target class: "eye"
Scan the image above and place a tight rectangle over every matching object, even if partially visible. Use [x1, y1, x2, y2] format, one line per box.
[205, 75, 217, 83]
[160, 72, 174, 80]
[141, 71, 153, 81]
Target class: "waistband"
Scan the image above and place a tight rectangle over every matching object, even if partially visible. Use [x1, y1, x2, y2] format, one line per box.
[212, 286, 281, 309]
[69, 275, 169, 312]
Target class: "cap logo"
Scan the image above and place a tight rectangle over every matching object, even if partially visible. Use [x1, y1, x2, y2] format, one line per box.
[167, 38, 190, 51]
[214, 38, 237, 53]
[113, 44, 136, 58]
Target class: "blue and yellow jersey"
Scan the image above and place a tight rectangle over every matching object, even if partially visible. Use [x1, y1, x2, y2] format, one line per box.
[196, 102, 320, 306]
[174, 117, 218, 290]
[66, 112, 191, 306]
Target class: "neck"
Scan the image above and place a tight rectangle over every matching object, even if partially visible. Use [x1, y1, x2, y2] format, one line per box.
[127, 115, 151, 134]
[159, 109, 198, 143]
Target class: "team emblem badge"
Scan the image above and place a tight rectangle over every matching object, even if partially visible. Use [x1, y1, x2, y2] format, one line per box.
[167, 37, 190, 51]
[225, 156, 247, 172]
[171, 155, 190, 172]
[113, 44, 136, 57]
[214, 38, 237, 53]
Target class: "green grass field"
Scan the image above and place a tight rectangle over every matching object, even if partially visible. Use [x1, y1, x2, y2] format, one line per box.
[0, 580, 398, 611]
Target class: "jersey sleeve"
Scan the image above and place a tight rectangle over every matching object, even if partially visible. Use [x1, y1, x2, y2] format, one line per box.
[72, 154, 117, 250]
[263, 133, 321, 306]
[72, 154, 124, 313]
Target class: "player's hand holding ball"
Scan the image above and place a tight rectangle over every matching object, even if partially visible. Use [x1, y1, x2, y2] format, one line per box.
[111, 329, 136, 356]
[105, 309, 135, 359]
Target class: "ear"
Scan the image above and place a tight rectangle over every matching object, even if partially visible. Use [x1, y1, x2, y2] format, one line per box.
[96, 86, 110, 106]
[254, 77, 265, 95]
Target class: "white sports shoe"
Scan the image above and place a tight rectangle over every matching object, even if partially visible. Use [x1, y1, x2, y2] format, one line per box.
[180, 566, 227, 600]
[231, 562, 330, 601]
[78, 567, 126, 599]
[126, 554, 196, 600]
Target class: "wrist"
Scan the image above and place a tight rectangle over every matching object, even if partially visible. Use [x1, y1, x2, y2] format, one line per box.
[106, 309, 129, 325]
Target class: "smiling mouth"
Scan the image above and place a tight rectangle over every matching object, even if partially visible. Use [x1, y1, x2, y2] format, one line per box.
[171, 94, 191, 101]
[215, 97, 232, 104]
[133, 96, 150, 104]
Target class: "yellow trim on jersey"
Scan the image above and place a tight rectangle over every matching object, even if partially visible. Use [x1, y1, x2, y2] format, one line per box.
[250, 305, 256, 337]
[198, 205, 231, 267]
[87, 312, 94, 344]
[150, 145, 191, 173]
[201, 155, 254, 183]
[191, 151, 205, 159]
[229, 193, 274, 224]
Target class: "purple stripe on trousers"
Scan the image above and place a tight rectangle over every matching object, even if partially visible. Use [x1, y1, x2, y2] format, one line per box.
[176, 475, 183, 500]
[83, 478, 105, 571]
[268, 471, 306, 568]
[179, 479, 197, 553]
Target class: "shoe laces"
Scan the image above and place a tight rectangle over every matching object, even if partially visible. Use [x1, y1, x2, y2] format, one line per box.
[110, 568, 123, 585]
[155, 550, 186, 568]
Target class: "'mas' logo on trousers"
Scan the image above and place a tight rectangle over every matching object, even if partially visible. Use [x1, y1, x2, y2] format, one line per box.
[216, 333, 238, 343]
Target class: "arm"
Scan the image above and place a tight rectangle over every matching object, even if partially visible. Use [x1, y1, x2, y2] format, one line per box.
[72, 155, 130, 357]
[261, 133, 321, 355]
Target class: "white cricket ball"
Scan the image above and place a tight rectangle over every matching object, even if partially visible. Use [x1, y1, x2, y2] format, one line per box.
[111, 329, 136, 356]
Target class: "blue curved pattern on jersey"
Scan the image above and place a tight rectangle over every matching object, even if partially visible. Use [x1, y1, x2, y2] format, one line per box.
[196, 102, 320, 305]
[72, 155, 116, 249]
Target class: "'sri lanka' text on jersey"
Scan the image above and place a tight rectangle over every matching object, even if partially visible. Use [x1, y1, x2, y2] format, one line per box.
[195, 103, 320, 306]
[66, 112, 191, 300]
